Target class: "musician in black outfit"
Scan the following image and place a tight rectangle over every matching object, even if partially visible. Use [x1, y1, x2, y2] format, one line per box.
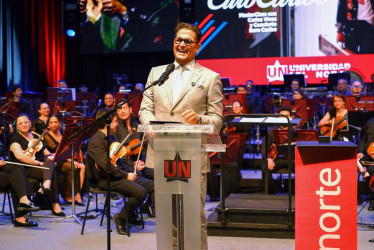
[87, 109, 154, 235]
[114, 99, 154, 180]
[358, 118, 374, 210]
[8, 113, 64, 216]
[261, 106, 295, 194]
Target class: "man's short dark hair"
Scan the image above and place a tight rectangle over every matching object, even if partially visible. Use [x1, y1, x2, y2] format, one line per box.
[96, 108, 115, 129]
[104, 92, 114, 98]
[235, 85, 247, 92]
[12, 84, 22, 93]
[116, 99, 131, 107]
[278, 105, 292, 114]
[175, 22, 202, 43]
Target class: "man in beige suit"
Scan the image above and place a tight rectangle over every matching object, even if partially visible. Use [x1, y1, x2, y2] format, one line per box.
[139, 22, 223, 249]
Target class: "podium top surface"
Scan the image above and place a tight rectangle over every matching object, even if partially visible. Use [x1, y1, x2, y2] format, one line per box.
[296, 141, 357, 148]
[138, 123, 216, 133]
[138, 123, 225, 152]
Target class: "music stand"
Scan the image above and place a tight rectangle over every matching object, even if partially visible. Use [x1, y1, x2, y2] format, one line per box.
[281, 99, 314, 128]
[53, 123, 98, 224]
[273, 129, 319, 145]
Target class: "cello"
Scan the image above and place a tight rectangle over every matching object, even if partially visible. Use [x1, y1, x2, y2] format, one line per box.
[320, 114, 347, 140]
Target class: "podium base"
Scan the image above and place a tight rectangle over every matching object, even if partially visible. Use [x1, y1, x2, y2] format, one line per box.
[207, 193, 295, 239]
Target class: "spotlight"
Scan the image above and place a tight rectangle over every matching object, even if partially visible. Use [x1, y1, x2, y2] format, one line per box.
[66, 29, 76, 37]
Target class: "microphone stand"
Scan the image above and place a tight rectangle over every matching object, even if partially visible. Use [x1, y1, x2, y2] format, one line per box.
[67, 78, 163, 250]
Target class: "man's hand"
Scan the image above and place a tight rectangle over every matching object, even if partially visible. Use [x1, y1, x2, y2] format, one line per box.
[357, 153, 364, 160]
[181, 109, 199, 125]
[134, 160, 145, 171]
[127, 173, 137, 181]
[0, 159, 5, 168]
[267, 158, 275, 171]
[102, 0, 127, 14]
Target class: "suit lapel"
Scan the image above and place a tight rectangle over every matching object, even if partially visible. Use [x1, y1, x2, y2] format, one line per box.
[172, 63, 203, 109]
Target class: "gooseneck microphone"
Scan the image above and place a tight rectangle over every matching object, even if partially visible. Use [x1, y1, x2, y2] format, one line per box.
[158, 63, 175, 86]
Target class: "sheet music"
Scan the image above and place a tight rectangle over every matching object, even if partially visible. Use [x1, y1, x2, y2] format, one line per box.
[265, 117, 290, 124]
[235, 117, 265, 123]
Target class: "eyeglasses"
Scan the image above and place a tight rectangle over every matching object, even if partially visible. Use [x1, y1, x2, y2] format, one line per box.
[174, 37, 198, 46]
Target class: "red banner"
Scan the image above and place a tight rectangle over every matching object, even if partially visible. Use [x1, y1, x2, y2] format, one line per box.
[198, 54, 374, 86]
[295, 144, 357, 250]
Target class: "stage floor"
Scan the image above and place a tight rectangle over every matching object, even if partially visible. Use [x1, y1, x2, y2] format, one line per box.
[0, 193, 374, 250]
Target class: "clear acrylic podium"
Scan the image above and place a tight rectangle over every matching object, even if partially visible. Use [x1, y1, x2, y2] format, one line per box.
[138, 124, 225, 250]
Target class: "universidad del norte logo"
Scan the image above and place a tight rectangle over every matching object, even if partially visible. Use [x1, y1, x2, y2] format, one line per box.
[266, 60, 351, 82]
[164, 153, 191, 183]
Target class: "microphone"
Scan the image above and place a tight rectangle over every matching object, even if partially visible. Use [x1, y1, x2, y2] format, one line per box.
[349, 124, 362, 132]
[158, 63, 175, 86]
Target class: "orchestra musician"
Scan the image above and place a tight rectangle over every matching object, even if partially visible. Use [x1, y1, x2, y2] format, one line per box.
[87, 109, 154, 235]
[43, 115, 85, 205]
[114, 100, 154, 180]
[8, 113, 64, 216]
[358, 118, 374, 210]
[0, 159, 40, 227]
[114, 99, 155, 216]
[103, 92, 116, 111]
[261, 105, 295, 194]
[31, 103, 51, 135]
[318, 94, 349, 141]
[11, 84, 31, 116]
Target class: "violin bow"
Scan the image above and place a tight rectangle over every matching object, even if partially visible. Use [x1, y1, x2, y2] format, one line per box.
[134, 133, 146, 174]
[4, 160, 48, 170]
[330, 117, 335, 141]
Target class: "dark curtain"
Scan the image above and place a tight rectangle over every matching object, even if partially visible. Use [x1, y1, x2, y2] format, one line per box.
[0, 0, 65, 96]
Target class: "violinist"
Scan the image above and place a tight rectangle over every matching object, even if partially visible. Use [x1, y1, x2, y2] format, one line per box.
[31, 103, 50, 135]
[8, 113, 64, 216]
[261, 105, 295, 194]
[114, 100, 154, 180]
[358, 118, 374, 210]
[115, 100, 155, 217]
[318, 94, 349, 141]
[0, 159, 40, 227]
[87, 109, 154, 234]
[43, 115, 85, 205]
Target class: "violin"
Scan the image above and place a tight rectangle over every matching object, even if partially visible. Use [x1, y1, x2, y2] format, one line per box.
[320, 114, 347, 139]
[124, 139, 142, 158]
[24, 129, 48, 159]
[269, 143, 278, 160]
[109, 129, 134, 166]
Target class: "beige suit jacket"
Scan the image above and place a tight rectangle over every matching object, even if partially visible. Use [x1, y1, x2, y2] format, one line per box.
[139, 62, 223, 173]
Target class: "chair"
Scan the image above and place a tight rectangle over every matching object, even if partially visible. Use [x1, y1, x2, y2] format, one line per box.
[0, 172, 14, 222]
[81, 155, 140, 236]
[0, 188, 14, 222]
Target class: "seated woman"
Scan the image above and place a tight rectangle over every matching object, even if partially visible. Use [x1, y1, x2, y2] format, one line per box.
[31, 102, 50, 135]
[8, 113, 64, 216]
[0, 159, 40, 227]
[43, 115, 85, 205]
[318, 94, 349, 141]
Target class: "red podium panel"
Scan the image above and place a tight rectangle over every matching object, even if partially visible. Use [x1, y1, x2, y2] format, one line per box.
[295, 141, 357, 250]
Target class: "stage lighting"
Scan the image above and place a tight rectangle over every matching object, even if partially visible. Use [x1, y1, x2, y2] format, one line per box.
[66, 29, 76, 37]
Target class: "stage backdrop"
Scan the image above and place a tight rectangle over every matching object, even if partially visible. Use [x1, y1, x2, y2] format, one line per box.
[80, 0, 179, 54]
[195, 0, 374, 85]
